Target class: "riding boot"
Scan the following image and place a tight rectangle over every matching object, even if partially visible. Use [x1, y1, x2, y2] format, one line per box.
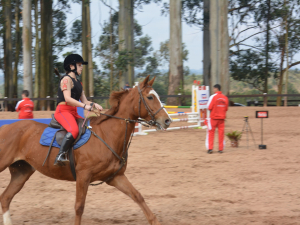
[54, 132, 75, 166]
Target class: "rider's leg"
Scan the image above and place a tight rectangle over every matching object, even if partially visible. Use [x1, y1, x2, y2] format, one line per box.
[54, 105, 79, 165]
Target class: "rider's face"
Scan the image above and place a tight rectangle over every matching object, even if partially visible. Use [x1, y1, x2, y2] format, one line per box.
[76, 63, 83, 75]
[69, 63, 83, 75]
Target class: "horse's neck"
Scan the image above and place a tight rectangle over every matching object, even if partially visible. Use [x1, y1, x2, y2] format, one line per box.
[95, 101, 137, 156]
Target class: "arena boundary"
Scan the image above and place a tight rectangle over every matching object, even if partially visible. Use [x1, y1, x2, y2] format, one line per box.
[0, 107, 84, 127]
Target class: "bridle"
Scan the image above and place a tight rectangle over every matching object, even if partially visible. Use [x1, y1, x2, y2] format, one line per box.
[89, 84, 165, 186]
[138, 85, 165, 127]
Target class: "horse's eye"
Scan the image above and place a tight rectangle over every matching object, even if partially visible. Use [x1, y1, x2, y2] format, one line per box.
[147, 96, 153, 100]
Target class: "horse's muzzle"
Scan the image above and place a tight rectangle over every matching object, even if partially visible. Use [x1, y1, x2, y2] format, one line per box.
[165, 119, 171, 126]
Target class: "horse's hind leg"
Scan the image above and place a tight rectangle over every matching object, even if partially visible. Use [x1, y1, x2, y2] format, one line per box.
[0, 160, 35, 225]
[108, 175, 161, 225]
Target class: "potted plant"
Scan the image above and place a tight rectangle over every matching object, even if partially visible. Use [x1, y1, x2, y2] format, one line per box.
[226, 131, 242, 147]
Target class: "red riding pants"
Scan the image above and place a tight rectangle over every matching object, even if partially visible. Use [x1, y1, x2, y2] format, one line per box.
[206, 118, 225, 150]
[54, 105, 83, 139]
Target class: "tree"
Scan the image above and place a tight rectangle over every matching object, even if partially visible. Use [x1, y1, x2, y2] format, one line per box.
[86, 1, 94, 97]
[210, 0, 229, 95]
[23, 0, 32, 97]
[13, 0, 21, 97]
[168, 0, 183, 105]
[81, 0, 89, 95]
[96, 12, 155, 91]
[229, 0, 281, 93]
[230, 49, 277, 92]
[40, 0, 52, 110]
[34, 0, 40, 109]
[274, 0, 300, 105]
[4, 0, 13, 98]
[118, 0, 134, 88]
[203, 0, 210, 87]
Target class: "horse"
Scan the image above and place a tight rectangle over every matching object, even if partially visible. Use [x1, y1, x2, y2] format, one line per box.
[0, 75, 172, 225]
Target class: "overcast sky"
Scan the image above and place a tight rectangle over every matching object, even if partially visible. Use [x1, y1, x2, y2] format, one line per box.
[65, 0, 202, 70]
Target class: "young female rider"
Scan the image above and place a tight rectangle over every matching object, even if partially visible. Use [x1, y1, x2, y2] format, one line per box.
[54, 54, 103, 166]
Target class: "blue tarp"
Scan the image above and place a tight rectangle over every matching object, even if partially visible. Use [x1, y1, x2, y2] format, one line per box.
[0, 106, 84, 127]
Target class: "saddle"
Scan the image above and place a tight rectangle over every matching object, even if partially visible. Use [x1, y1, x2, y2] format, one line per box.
[48, 114, 87, 145]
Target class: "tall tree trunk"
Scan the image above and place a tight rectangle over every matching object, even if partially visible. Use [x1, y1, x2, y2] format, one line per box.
[118, 0, 134, 89]
[1, 0, 7, 97]
[110, 8, 114, 93]
[284, 0, 289, 107]
[219, 0, 229, 96]
[86, 1, 93, 97]
[40, 0, 52, 110]
[13, 0, 21, 97]
[264, 0, 271, 94]
[48, 5, 53, 109]
[168, 0, 183, 105]
[118, 0, 126, 90]
[23, 0, 33, 97]
[4, 0, 13, 98]
[34, 0, 40, 109]
[210, 0, 229, 95]
[203, 0, 211, 87]
[82, 0, 89, 95]
[127, 0, 134, 87]
[276, 46, 285, 106]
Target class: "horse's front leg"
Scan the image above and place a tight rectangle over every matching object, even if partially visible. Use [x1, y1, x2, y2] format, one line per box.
[108, 174, 161, 225]
[74, 173, 91, 225]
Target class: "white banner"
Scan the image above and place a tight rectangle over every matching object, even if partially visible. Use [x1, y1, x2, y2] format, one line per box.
[197, 88, 209, 109]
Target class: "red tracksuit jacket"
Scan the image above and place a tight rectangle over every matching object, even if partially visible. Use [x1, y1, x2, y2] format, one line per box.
[205, 91, 229, 151]
[15, 98, 34, 119]
[207, 91, 229, 119]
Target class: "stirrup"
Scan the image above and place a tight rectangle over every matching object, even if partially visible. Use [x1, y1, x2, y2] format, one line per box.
[54, 153, 69, 166]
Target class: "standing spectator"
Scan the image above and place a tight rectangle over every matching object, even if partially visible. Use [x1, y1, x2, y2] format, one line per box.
[123, 82, 131, 90]
[15, 90, 34, 119]
[206, 84, 229, 154]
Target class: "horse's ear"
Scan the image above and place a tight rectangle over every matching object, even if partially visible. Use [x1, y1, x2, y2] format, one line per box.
[140, 75, 151, 88]
[148, 76, 156, 86]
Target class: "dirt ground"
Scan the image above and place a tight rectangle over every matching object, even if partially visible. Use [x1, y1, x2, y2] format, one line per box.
[0, 107, 300, 225]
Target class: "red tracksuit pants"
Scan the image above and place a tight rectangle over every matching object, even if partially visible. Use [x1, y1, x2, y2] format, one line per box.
[206, 118, 225, 151]
[54, 105, 83, 139]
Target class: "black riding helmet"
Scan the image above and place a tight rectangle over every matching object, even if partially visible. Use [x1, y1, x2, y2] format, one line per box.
[63, 54, 88, 75]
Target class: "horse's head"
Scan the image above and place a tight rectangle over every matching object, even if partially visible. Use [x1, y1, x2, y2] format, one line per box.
[133, 75, 172, 130]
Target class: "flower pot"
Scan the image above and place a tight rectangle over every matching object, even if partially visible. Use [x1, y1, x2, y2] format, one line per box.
[230, 140, 239, 147]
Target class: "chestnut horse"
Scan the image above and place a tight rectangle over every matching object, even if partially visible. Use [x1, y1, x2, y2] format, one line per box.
[0, 76, 172, 225]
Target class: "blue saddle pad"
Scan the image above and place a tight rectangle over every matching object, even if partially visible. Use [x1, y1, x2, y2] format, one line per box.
[39, 121, 91, 149]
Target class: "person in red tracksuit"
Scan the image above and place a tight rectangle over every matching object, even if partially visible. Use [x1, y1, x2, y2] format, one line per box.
[15, 90, 34, 119]
[206, 84, 229, 154]
[53, 54, 103, 166]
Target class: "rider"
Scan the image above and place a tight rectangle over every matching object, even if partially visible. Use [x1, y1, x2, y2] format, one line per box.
[54, 54, 103, 166]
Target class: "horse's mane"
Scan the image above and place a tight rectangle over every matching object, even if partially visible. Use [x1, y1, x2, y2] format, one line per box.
[90, 89, 130, 125]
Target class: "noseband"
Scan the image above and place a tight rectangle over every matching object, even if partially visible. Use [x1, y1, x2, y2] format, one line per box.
[138, 85, 164, 126]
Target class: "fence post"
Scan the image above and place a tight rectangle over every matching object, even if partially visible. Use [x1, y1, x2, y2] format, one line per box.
[263, 94, 267, 107]
[4, 98, 8, 112]
[46, 96, 50, 111]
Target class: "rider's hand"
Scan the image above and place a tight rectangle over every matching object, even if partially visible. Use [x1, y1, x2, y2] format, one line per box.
[94, 103, 103, 111]
[84, 105, 92, 111]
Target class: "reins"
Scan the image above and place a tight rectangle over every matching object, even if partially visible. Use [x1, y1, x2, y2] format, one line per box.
[89, 118, 134, 186]
[88, 85, 165, 186]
